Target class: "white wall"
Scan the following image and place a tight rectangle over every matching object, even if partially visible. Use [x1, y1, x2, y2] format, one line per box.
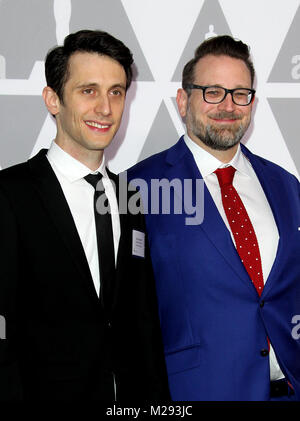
[0, 0, 299, 180]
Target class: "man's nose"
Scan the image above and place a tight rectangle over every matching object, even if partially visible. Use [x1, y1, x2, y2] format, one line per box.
[218, 92, 236, 112]
[94, 94, 112, 116]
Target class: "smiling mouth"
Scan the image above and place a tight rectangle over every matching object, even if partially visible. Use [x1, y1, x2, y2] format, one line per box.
[85, 121, 111, 129]
[209, 112, 242, 123]
[212, 118, 237, 124]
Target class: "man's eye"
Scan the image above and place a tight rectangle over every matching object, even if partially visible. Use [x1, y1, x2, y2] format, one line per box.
[206, 89, 221, 96]
[111, 89, 121, 96]
[235, 92, 247, 97]
[83, 88, 94, 95]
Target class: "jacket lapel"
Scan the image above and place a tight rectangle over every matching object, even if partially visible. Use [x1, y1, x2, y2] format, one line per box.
[241, 144, 287, 296]
[28, 149, 100, 304]
[164, 137, 258, 296]
[105, 168, 120, 313]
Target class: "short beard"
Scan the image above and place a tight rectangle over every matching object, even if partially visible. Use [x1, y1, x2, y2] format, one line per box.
[189, 111, 250, 151]
[202, 123, 246, 150]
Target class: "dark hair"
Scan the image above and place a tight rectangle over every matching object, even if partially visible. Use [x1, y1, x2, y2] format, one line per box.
[45, 29, 134, 102]
[182, 35, 255, 95]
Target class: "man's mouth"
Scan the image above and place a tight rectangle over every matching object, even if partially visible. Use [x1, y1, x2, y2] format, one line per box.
[85, 120, 111, 130]
[209, 113, 242, 124]
[212, 118, 237, 124]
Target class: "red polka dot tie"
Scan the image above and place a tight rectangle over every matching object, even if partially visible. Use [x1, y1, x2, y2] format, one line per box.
[214, 166, 264, 296]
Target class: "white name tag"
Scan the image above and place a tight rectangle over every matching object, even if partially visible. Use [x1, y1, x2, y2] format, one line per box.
[132, 230, 145, 258]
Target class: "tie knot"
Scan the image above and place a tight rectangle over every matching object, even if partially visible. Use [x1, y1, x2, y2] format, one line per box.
[84, 173, 103, 190]
[214, 166, 236, 188]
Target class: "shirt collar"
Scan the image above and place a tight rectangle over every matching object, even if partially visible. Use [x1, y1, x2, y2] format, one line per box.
[184, 134, 252, 178]
[46, 141, 107, 183]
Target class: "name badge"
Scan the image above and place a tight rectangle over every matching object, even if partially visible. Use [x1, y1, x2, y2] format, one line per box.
[132, 230, 145, 258]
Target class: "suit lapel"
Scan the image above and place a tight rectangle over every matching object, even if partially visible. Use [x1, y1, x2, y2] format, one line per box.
[241, 144, 287, 240]
[241, 144, 287, 296]
[28, 149, 100, 304]
[105, 168, 119, 313]
[106, 169, 141, 313]
[164, 138, 258, 296]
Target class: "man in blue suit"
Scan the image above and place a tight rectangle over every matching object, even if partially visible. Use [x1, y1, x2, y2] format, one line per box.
[127, 35, 300, 401]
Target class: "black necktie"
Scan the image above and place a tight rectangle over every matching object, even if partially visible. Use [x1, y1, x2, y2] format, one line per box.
[84, 173, 116, 310]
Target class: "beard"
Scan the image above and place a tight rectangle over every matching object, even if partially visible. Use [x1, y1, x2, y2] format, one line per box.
[188, 110, 251, 151]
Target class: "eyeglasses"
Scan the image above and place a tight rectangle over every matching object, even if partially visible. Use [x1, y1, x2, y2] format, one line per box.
[184, 84, 256, 106]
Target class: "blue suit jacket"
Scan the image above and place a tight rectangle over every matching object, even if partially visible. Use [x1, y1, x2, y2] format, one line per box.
[127, 136, 300, 401]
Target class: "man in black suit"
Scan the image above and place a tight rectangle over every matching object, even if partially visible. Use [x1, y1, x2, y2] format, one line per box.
[0, 30, 169, 401]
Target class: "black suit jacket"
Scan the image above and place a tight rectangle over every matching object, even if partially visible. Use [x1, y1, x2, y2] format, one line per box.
[0, 149, 169, 401]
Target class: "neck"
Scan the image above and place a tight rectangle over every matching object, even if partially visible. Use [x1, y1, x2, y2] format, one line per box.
[207, 146, 238, 163]
[188, 134, 239, 163]
[54, 137, 104, 171]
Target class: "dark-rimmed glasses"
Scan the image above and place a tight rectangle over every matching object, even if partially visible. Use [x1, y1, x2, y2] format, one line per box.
[184, 84, 255, 106]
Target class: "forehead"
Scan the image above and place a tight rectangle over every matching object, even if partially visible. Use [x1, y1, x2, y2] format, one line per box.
[66, 51, 126, 86]
[194, 54, 251, 87]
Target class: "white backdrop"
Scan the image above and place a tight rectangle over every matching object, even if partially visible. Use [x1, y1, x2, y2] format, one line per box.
[0, 0, 299, 180]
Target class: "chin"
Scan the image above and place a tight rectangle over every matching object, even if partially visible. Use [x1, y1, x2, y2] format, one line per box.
[86, 139, 113, 150]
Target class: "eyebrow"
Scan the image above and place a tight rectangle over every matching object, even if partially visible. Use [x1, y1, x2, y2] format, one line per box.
[75, 82, 126, 91]
[209, 83, 251, 89]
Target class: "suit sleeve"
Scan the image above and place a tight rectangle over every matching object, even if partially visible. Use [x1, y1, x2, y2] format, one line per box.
[137, 225, 170, 400]
[0, 186, 22, 400]
[113, 195, 170, 401]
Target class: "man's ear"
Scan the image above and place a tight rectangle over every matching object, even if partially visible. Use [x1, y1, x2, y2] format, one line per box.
[176, 88, 188, 118]
[42, 86, 60, 116]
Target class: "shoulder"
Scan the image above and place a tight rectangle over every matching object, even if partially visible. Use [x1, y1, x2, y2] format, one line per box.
[0, 149, 48, 184]
[0, 150, 51, 204]
[126, 138, 186, 183]
[242, 143, 299, 186]
[128, 151, 169, 180]
[0, 161, 31, 188]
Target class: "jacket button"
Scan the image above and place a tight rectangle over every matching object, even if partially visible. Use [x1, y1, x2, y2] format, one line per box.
[260, 349, 269, 357]
[260, 300, 265, 308]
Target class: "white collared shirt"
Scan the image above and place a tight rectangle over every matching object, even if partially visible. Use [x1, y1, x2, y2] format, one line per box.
[184, 134, 284, 381]
[47, 141, 120, 297]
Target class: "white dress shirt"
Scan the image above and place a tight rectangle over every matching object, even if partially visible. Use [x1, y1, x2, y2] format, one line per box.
[47, 141, 121, 297]
[184, 134, 284, 381]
